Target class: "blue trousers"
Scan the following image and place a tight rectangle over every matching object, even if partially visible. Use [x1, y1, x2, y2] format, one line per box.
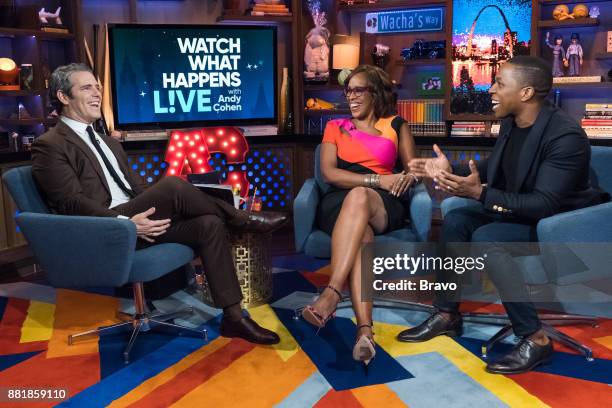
[434, 206, 542, 337]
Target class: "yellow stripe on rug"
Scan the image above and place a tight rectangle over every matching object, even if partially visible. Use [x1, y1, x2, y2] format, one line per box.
[47, 289, 120, 358]
[248, 304, 299, 362]
[351, 384, 408, 407]
[108, 337, 231, 408]
[374, 321, 549, 408]
[20, 301, 55, 343]
[171, 347, 316, 408]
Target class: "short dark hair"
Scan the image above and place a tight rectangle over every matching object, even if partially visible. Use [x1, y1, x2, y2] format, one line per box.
[345, 65, 396, 118]
[49, 63, 94, 114]
[506, 56, 553, 101]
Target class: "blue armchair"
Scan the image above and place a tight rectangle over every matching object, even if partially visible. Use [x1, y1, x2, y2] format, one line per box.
[294, 144, 432, 258]
[440, 146, 612, 361]
[292, 144, 434, 316]
[3, 166, 206, 363]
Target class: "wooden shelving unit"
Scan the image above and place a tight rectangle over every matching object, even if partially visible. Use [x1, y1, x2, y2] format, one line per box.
[338, 0, 447, 12]
[303, 83, 345, 91]
[216, 15, 293, 24]
[303, 109, 351, 116]
[552, 81, 612, 89]
[0, 90, 44, 97]
[538, 18, 599, 28]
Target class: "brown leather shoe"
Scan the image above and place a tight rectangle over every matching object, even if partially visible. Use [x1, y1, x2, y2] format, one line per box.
[220, 316, 280, 345]
[240, 211, 288, 234]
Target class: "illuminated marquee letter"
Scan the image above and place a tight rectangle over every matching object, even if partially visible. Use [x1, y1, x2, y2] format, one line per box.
[164, 127, 251, 197]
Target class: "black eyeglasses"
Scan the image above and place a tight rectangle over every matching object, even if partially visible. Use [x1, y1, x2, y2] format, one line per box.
[344, 86, 372, 98]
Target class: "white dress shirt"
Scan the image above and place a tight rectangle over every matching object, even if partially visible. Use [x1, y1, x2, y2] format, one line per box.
[61, 116, 131, 208]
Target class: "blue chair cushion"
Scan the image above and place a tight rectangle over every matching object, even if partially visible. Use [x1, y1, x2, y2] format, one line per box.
[129, 243, 195, 283]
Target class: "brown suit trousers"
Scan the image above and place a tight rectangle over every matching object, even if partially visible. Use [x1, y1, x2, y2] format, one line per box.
[32, 121, 243, 307]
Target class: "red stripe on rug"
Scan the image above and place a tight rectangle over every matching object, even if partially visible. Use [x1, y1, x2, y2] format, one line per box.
[461, 301, 612, 359]
[0, 351, 100, 408]
[301, 272, 330, 289]
[511, 370, 612, 407]
[126, 338, 255, 408]
[0, 298, 47, 355]
[314, 389, 364, 408]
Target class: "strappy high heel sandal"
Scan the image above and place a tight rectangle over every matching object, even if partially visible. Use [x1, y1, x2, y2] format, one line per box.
[302, 285, 342, 329]
[353, 324, 376, 367]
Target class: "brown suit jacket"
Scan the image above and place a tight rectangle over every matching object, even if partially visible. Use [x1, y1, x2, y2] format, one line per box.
[31, 120, 144, 217]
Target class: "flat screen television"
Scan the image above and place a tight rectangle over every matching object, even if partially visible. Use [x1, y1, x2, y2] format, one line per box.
[108, 24, 277, 130]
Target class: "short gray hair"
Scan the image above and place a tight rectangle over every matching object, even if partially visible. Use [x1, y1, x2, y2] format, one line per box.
[49, 63, 93, 114]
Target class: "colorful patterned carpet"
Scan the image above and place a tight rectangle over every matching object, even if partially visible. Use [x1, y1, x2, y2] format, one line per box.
[1, 255, 611, 407]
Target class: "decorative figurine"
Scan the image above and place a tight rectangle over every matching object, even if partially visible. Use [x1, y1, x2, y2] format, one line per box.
[303, 0, 330, 83]
[545, 32, 567, 77]
[371, 43, 390, 69]
[589, 6, 600, 19]
[38, 7, 62, 25]
[552, 5, 573, 21]
[572, 4, 589, 18]
[566, 33, 583, 77]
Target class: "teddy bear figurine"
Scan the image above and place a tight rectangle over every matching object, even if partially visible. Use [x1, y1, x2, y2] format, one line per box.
[304, 1, 330, 82]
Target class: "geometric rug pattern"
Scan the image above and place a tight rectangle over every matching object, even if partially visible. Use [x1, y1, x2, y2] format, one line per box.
[0, 256, 611, 407]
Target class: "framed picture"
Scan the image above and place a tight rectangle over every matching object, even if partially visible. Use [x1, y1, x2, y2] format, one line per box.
[450, 0, 532, 116]
[417, 72, 444, 96]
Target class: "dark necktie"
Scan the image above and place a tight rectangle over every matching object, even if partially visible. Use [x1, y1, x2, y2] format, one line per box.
[86, 126, 136, 198]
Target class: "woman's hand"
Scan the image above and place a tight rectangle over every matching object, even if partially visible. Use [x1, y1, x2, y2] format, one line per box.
[379, 173, 413, 197]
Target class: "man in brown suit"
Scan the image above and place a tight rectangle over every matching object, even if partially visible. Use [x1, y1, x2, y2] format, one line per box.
[32, 63, 287, 344]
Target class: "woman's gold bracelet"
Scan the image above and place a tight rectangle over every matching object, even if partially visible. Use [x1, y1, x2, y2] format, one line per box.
[364, 173, 380, 188]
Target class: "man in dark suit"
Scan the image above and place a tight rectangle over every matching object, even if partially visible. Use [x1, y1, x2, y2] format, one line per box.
[398, 56, 609, 373]
[32, 63, 288, 345]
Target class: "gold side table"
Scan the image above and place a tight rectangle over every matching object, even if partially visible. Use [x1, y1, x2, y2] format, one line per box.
[195, 231, 273, 308]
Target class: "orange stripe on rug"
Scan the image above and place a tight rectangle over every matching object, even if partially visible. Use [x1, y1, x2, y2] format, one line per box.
[47, 289, 120, 358]
[0, 298, 47, 355]
[108, 337, 231, 408]
[171, 346, 316, 407]
[313, 389, 363, 408]
[511, 370, 612, 407]
[124, 338, 254, 408]
[351, 384, 407, 407]
[0, 351, 100, 408]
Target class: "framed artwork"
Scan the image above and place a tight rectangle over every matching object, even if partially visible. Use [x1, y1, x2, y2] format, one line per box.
[417, 72, 445, 96]
[450, 0, 532, 116]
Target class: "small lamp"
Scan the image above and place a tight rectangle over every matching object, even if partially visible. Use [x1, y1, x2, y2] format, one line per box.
[0, 57, 20, 90]
[332, 35, 360, 85]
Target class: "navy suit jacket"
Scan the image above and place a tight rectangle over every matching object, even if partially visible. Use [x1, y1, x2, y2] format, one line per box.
[453, 102, 609, 222]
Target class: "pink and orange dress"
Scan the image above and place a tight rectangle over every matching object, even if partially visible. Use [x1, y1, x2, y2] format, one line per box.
[316, 116, 409, 235]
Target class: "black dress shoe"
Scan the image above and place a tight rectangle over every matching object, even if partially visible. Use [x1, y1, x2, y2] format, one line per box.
[220, 316, 280, 345]
[486, 338, 553, 375]
[397, 312, 463, 342]
[238, 212, 288, 234]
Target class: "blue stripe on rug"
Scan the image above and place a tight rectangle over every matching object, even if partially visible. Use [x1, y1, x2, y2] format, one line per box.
[457, 336, 612, 384]
[275, 371, 331, 408]
[271, 270, 318, 303]
[274, 307, 413, 391]
[0, 350, 42, 372]
[58, 317, 222, 408]
[272, 254, 329, 273]
[388, 353, 507, 408]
